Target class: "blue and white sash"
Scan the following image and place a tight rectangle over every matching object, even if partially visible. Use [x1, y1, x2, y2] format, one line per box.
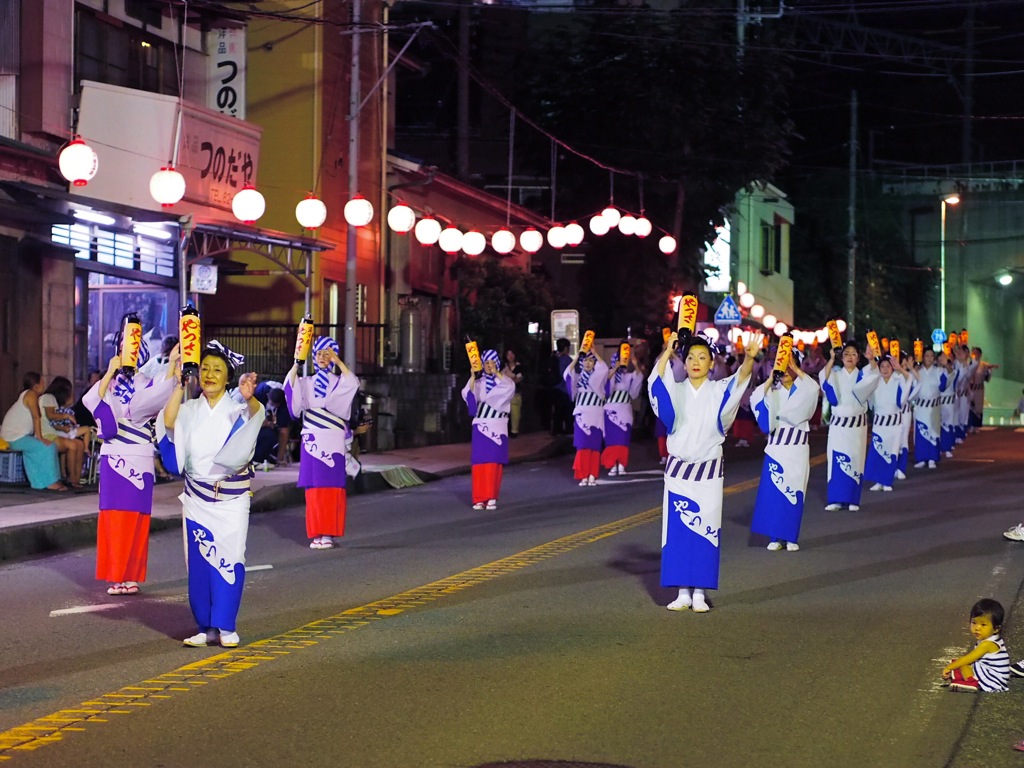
[606, 390, 632, 404]
[107, 419, 155, 446]
[767, 427, 809, 446]
[303, 407, 347, 431]
[185, 466, 254, 503]
[872, 412, 902, 427]
[830, 414, 867, 428]
[476, 403, 509, 420]
[575, 391, 605, 408]
[665, 455, 724, 482]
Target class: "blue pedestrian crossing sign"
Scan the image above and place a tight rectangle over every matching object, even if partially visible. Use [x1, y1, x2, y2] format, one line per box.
[931, 328, 946, 344]
[714, 295, 743, 325]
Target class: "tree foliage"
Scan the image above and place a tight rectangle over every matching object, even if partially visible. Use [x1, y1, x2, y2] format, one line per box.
[515, 3, 795, 290]
[451, 256, 561, 374]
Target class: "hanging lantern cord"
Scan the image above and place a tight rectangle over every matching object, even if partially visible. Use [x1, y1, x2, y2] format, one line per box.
[550, 138, 557, 222]
[609, 172, 614, 207]
[505, 108, 516, 228]
[638, 175, 644, 214]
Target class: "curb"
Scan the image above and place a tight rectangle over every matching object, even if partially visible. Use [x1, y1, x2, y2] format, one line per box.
[0, 437, 574, 564]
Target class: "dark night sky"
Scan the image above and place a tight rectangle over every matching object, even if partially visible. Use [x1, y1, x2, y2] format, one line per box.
[776, 0, 1024, 173]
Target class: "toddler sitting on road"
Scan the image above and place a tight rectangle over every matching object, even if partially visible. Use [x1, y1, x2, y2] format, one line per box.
[942, 598, 1010, 692]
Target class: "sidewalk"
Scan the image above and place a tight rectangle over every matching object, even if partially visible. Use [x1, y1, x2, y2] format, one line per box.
[0, 432, 572, 563]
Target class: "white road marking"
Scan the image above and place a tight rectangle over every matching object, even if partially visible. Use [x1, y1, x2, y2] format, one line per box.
[50, 603, 123, 617]
[247, 564, 273, 572]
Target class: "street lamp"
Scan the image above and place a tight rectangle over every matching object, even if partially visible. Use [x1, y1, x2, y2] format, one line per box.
[939, 193, 960, 330]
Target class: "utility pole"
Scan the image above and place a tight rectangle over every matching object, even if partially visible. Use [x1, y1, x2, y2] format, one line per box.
[457, 0, 470, 180]
[344, 0, 362, 371]
[847, 90, 857, 336]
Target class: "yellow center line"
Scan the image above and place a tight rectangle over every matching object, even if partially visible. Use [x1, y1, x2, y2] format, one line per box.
[0, 461, 786, 761]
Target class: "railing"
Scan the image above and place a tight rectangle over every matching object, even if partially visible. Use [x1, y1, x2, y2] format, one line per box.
[204, 323, 387, 379]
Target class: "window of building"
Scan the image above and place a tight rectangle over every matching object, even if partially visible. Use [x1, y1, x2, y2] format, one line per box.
[52, 223, 176, 279]
[760, 220, 782, 275]
[75, 10, 179, 97]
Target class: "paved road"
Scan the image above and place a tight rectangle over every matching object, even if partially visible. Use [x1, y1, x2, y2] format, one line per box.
[2, 429, 1023, 767]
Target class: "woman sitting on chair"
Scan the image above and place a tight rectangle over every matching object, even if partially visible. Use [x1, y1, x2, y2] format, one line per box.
[0, 372, 65, 491]
[39, 376, 91, 489]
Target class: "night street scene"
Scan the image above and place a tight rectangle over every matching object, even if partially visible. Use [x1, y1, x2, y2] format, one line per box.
[2, 0, 1024, 766]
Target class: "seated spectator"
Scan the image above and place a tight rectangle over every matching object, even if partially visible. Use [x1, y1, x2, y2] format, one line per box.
[0, 372, 65, 491]
[73, 370, 103, 429]
[40, 376, 91, 488]
[254, 387, 294, 466]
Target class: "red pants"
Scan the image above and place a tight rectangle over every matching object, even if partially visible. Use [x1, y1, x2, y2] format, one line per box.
[96, 509, 151, 583]
[573, 448, 601, 480]
[306, 487, 347, 538]
[472, 463, 503, 503]
[657, 436, 668, 459]
[601, 445, 629, 469]
[732, 417, 756, 441]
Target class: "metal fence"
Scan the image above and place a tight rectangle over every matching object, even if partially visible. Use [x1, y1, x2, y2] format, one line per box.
[204, 323, 386, 379]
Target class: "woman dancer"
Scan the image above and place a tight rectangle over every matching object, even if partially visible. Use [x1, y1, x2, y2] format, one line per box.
[462, 349, 515, 509]
[818, 341, 880, 510]
[864, 353, 912, 493]
[85, 339, 178, 596]
[913, 348, 947, 469]
[749, 355, 819, 551]
[564, 348, 610, 486]
[159, 342, 263, 648]
[285, 336, 359, 549]
[601, 348, 643, 476]
[648, 332, 760, 613]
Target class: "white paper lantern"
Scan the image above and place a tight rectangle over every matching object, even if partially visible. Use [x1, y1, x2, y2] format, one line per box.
[343, 195, 374, 227]
[414, 217, 442, 245]
[491, 229, 516, 254]
[149, 166, 186, 207]
[546, 226, 567, 249]
[438, 227, 464, 254]
[617, 215, 637, 236]
[633, 216, 652, 238]
[232, 185, 266, 224]
[58, 137, 98, 187]
[462, 230, 486, 256]
[520, 228, 543, 253]
[295, 194, 327, 229]
[601, 206, 621, 227]
[774, 322, 788, 336]
[763, 314, 777, 329]
[728, 327, 743, 343]
[750, 304, 765, 319]
[704, 327, 720, 342]
[589, 215, 610, 236]
[658, 235, 677, 254]
[836, 319, 847, 332]
[736, 281, 748, 296]
[739, 292, 756, 308]
[387, 204, 416, 234]
[564, 222, 585, 246]
[815, 328, 829, 343]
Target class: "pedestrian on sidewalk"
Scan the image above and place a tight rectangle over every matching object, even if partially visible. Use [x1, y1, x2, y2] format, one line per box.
[912, 347, 947, 469]
[504, 348, 524, 437]
[462, 349, 514, 510]
[942, 598, 1010, 692]
[819, 341, 880, 511]
[158, 342, 263, 649]
[749, 354, 819, 552]
[0, 372, 65, 492]
[285, 336, 359, 550]
[564, 347, 609, 486]
[550, 338, 574, 436]
[601, 345, 642, 477]
[864, 353, 913, 493]
[84, 339, 179, 596]
[648, 331, 760, 613]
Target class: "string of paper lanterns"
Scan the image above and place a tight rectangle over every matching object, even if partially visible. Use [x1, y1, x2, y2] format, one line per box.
[727, 281, 848, 346]
[56, 137, 678, 248]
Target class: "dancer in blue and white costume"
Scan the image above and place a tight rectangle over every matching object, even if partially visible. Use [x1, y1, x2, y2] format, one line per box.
[912, 348, 947, 469]
[952, 345, 977, 446]
[750, 355, 819, 551]
[895, 352, 919, 481]
[819, 341, 880, 511]
[864, 353, 913, 493]
[159, 342, 263, 649]
[648, 331, 760, 613]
